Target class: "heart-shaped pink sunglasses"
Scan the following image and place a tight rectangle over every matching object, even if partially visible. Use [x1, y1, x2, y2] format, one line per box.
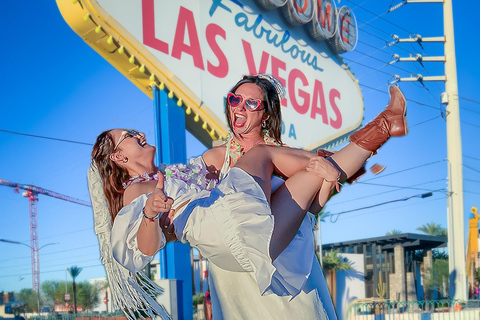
[227, 92, 265, 112]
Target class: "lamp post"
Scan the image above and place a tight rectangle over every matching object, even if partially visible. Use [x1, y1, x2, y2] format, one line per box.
[0, 238, 58, 313]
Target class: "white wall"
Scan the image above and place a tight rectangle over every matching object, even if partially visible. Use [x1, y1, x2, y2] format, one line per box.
[335, 253, 365, 320]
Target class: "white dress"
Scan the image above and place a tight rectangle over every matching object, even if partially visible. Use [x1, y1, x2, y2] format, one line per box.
[111, 156, 336, 319]
[206, 152, 337, 320]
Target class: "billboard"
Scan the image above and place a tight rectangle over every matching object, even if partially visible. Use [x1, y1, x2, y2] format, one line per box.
[57, 0, 363, 150]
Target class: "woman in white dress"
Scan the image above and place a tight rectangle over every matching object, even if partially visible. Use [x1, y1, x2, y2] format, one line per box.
[197, 75, 408, 319]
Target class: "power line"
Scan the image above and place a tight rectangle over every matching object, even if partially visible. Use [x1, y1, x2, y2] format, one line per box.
[465, 155, 480, 162]
[343, 58, 392, 77]
[461, 120, 480, 129]
[357, 181, 443, 192]
[14, 258, 101, 273]
[329, 189, 445, 222]
[0, 244, 98, 263]
[465, 179, 480, 184]
[361, 160, 446, 182]
[330, 178, 446, 207]
[346, 0, 415, 35]
[0, 129, 93, 146]
[409, 116, 442, 129]
[357, 83, 442, 110]
[459, 96, 480, 105]
[331, 196, 445, 222]
[0, 264, 103, 278]
[0, 252, 100, 269]
[460, 106, 480, 116]
[463, 164, 480, 175]
[352, 49, 419, 75]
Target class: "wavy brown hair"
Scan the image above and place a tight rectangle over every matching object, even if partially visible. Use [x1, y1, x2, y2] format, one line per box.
[225, 75, 283, 144]
[91, 129, 130, 222]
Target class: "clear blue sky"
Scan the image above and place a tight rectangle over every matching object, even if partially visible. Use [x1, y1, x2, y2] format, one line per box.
[0, 0, 478, 293]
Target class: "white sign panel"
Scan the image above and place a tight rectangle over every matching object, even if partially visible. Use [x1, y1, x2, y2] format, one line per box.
[91, 0, 363, 149]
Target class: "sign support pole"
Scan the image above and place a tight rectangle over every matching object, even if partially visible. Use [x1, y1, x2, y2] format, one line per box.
[153, 85, 193, 320]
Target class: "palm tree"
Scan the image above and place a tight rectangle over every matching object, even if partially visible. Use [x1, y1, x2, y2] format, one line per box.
[322, 250, 353, 307]
[67, 266, 83, 314]
[417, 222, 447, 237]
[385, 229, 402, 236]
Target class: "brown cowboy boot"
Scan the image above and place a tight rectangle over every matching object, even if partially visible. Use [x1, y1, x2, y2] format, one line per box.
[350, 85, 408, 154]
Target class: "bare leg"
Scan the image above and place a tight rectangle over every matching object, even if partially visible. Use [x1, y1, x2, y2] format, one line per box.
[234, 145, 335, 260]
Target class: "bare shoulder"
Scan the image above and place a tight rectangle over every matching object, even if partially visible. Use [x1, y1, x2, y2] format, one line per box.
[123, 180, 157, 205]
[202, 145, 226, 169]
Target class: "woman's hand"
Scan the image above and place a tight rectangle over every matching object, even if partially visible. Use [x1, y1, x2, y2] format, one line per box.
[159, 210, 177, 242]
[144, 172, 173, 218]
[306, 157, 341, 207]
[306, 157, 340, 182]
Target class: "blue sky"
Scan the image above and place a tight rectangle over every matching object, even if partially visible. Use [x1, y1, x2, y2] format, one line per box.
[0, 0, 478, 293]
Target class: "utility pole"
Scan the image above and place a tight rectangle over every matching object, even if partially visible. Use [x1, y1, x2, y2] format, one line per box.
[391, 0, 466, 300]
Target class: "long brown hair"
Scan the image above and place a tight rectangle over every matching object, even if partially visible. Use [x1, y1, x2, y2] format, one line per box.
[91, 130, 130, 222]
[225, 75, 283, 144]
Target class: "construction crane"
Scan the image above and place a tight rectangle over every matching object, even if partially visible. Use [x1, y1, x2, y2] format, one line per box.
[0, 179, 91, 296]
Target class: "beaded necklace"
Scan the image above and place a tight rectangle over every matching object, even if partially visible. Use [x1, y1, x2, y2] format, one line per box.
[123, 163, 218, 191]
[122, 171, 158, 190]
[226, 130, 281, 165]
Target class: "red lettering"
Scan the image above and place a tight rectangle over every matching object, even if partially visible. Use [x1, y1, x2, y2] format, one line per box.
[206, 24, 228, 78]
[242, 40, 269, 74]
[341, 15, 351, 43]
[323, 3, 333, 30]
[172, 7, 204, 70]
[295, 0, 308, 13]
[271, 56, 287, 107]
[329, 89, 342, 129]
[142, 0, 169, 54]
[311, 80, 328, 123]
[288, 69, 310, 115]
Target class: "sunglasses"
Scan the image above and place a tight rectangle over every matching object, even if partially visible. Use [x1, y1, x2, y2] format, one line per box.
[227, 92, 264, 112]
[114, 129, 140, 150]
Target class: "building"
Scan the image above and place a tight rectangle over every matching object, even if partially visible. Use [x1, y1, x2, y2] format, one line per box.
[322, 233, 447, 301]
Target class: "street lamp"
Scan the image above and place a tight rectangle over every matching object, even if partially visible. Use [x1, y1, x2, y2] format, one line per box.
[0, 238, 58, 313]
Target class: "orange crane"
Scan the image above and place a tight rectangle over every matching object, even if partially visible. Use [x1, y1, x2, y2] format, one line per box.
[0, 179, 91, 295]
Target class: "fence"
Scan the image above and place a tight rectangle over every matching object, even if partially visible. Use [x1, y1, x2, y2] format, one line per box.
[345, 299, 480, 320]
[28, 312, 126, 320]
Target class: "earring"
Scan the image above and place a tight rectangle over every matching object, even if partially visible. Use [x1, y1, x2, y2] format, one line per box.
[123, 157, 128, 163]
[262, 119, 267, 128]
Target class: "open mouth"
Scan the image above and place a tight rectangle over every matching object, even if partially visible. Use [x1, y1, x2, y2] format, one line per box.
[234, 113, 247, 127]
